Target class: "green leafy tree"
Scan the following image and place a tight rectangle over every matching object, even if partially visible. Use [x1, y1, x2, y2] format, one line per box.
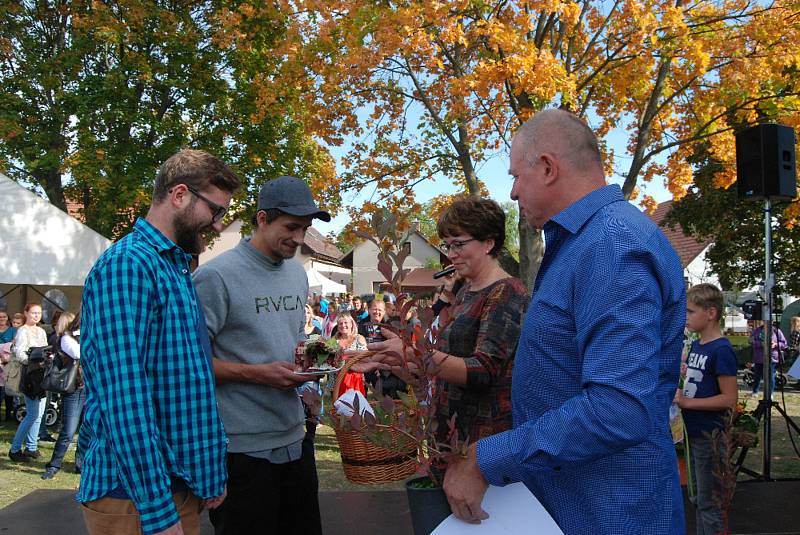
[0, 0, 77, 211]
[0, 1, 339, 239]
[501, 201, 519, 261]
[665, 146, 800, 295]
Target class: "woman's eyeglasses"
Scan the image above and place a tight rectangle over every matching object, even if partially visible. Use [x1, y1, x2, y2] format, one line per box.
[440, 238, 476, 253]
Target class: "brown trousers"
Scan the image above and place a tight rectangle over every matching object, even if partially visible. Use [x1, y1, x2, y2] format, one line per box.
[81, 490, 202, 535]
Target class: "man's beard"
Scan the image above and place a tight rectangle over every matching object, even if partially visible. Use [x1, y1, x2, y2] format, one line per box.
[173, 210, 210, 255]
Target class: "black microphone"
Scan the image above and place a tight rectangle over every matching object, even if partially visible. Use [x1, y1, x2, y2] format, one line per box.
[433, 265, 457, 279]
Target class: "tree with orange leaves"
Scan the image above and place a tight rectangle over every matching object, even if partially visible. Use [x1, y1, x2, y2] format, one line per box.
[221, 0, 800, 286]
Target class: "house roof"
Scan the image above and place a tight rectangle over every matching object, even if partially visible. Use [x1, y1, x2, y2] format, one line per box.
[302, 227, 342, 263]
[65, 199, 84, 222]
[647, 200, 711, 268]
[339, 230, 447, 267]
[399, 268, 441, 289]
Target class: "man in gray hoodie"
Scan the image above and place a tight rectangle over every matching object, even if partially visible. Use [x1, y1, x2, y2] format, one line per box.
[193, 176, 330, 535]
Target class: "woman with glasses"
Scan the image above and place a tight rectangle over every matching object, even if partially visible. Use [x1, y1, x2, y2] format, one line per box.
[369, 197, 528, 450]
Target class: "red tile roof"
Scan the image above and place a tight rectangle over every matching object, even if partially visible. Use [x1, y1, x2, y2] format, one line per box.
[65, 199, 85, 222]
[647, 200, 711, 268]
[302, 227, 343, 262]
[399, 268, 441, 289]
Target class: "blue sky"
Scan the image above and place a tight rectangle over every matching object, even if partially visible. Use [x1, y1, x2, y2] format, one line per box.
[313, 120, 675, 236]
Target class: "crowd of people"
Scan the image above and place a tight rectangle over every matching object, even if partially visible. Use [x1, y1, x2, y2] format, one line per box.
[1, 305, 85, 479]
[2, 108, 796, 535]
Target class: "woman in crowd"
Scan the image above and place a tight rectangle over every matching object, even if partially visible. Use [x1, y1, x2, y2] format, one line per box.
[368, 197, 528, 449]
[787, 316, 800, 368]
[750, 320, 787, 394]
[8, 303, 48, 462]
[0, 311, 17, 421]
[0, 311, 15, 344]
[335, 313, 367, 397]
[41, 311, 84, 479]
[299, 304, 324, 438]
[304, 304, 322, 337]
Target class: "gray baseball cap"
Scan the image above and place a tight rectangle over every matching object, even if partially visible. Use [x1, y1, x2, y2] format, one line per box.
[257, 175, 331, 222]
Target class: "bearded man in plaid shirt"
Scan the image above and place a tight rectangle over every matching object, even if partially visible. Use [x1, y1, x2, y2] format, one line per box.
[78, 150, 239, 535]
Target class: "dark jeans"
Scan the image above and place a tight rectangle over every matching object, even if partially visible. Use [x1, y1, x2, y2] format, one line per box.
[47, 387, 85, 470]
[689, 435, 726, 535]
[1, 388, 13, 420]
[209, 435, 321, 535]
[752, 362, 777, 394]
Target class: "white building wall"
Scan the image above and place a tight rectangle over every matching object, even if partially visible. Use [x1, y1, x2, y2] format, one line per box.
[351, 234, 441, 295]
[199, 219, 244, 265]
[295, 251, 351, 290]
[684, 245, 720, 288]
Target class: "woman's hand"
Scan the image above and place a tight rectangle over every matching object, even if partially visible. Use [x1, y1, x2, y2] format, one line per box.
[367, 328, 415, 367]
[438, 271, 462, 304]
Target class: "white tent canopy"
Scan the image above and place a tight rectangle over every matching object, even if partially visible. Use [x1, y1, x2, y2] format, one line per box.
[0, 173, 111, 315]
[306, 268, 346, 296]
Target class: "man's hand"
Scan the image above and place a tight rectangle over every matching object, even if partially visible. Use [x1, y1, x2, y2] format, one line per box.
[204, 486, 227, 510]
[443, 444, 489, 524]
[153, 522, 185, 535]
[254, 361, 307, 389]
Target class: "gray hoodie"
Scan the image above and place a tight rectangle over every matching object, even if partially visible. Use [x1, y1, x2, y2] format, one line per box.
[193, 238, 307, 453]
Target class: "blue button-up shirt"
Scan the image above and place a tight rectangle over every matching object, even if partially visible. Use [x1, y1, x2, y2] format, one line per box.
[77, 218, 227, 535]
[477, 185, 686, 534]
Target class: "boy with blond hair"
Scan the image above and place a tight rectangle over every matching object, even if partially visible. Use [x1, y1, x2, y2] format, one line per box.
[677, 283, 738, 535]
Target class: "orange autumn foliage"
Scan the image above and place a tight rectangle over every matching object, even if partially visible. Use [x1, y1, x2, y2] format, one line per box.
[214, 0, 800, 231]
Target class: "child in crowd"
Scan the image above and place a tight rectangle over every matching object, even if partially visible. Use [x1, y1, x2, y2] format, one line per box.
[11, 313, 24, 328]
[677, 283, 738, 535]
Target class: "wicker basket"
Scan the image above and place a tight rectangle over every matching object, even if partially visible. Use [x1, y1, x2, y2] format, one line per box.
[331, 352, 419, 485]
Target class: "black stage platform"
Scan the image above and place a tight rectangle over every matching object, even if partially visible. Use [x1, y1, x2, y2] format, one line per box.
[0, 481, 798, 534]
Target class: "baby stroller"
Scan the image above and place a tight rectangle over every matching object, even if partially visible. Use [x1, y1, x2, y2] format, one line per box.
[742, 355, 789, 390]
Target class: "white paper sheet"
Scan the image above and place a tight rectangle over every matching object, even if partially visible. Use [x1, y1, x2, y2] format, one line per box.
[333, 389, 375, 417]
[431, 482, 563, 534]
[787, 357, 800, 380]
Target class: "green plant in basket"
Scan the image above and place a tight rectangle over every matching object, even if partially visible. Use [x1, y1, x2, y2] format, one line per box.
[303, 335, 342, 369]
[307, 209, 470, 489]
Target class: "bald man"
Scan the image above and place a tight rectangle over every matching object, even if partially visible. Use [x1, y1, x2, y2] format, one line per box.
[443, 109, 686, 534]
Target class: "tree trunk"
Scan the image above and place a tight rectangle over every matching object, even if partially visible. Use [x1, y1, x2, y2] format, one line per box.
[35, 168, 66, 212]
[518, 219, 544, 292]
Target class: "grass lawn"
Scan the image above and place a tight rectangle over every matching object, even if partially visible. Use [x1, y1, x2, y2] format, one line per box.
[0, 421, 404, 509]
[0, 420, 82, 509]
[1, 387, 797, 510]
[737, 387, 800, 479]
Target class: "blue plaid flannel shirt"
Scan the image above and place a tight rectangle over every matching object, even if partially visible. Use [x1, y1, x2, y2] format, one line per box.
[77, 218, 227, 535]
[477, 185, 686, 534]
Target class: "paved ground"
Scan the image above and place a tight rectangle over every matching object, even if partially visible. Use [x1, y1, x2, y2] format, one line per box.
[0, 480, 798, 534]
[0, 489, 413, 535]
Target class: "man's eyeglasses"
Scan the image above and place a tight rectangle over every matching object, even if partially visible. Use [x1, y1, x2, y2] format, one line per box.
[185, 185, 228, 223]
[440, 238, 477, 253]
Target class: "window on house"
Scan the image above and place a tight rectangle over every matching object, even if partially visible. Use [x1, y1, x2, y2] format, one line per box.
[402, 242, 411, 254]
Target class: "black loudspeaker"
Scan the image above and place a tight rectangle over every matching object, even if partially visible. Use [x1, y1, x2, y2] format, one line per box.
[736, 123, 797, 200]
[741, 299, 763, 321]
